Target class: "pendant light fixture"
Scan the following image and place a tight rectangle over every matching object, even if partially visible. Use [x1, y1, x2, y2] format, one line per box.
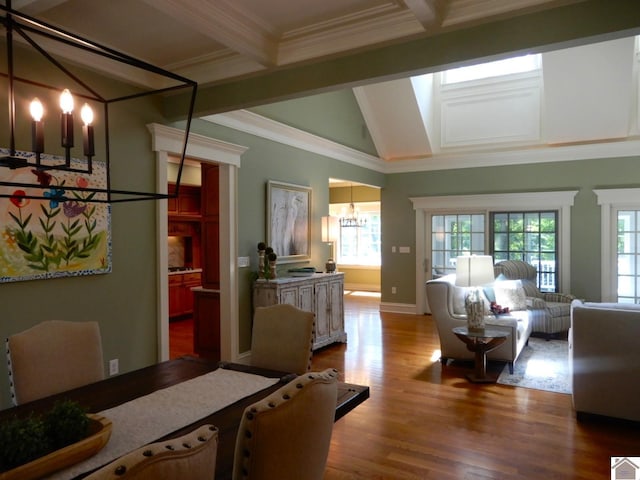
[339, 184, 366, 228]
[0, 0, 197, 203]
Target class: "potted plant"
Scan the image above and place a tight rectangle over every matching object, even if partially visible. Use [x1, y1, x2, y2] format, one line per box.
[0, 400, 111, 480]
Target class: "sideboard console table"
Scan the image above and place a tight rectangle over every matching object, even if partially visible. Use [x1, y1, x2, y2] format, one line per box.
[253, 273, 347, 350]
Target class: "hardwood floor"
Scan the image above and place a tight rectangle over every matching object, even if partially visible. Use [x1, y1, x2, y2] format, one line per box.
[313, 291, 640, 480]
[169, 317, 195, 359]
[170, 292, 640, 479]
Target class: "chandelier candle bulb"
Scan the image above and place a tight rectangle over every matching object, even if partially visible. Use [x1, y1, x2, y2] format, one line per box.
[29, 98, 44, 165]
[60, 89, 74, 167]
[81, 103, 95, 173]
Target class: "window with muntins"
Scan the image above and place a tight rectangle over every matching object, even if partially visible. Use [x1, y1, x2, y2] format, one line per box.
[330, 202, 380, 266]
[431, 214, 485, 277]
[616, 210, 640, 303]
[491, 211, 558, 292]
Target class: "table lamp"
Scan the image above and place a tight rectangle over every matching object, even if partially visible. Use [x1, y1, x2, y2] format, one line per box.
[321, 215, 339, 273]
[455, 255, 495, 331]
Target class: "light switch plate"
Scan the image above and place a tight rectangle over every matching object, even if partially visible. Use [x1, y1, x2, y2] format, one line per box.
[238, 256, 250, 268]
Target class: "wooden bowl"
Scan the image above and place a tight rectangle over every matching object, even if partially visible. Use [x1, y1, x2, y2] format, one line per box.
[0, 413, 112, 480]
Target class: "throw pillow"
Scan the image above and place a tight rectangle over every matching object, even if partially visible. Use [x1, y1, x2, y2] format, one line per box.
[453, 287, 468, 314]
[494, 280, 527, 311]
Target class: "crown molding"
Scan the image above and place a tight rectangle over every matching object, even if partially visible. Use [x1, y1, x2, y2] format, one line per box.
[384, 138, 640, 173]
[201, 110, 386, 172]
[200, 110, 640, 175]
[279, 9, 424, 65]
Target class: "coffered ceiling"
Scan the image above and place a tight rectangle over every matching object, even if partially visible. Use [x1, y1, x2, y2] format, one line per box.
[6, 0, 640, 171]
[11, 0, 589, 88]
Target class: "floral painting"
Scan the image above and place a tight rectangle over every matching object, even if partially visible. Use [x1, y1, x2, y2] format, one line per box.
[0, 150, 111, 283]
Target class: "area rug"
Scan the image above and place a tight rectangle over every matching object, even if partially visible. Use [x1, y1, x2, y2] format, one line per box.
[497, 337, 571, 394]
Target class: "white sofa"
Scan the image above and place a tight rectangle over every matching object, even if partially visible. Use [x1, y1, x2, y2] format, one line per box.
[569, 300, 640, 422]
[426, 275, 533, 373]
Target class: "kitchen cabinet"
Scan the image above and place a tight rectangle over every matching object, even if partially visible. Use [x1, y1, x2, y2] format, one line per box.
[169, 271, 202, 319]
[168, 184, 201, 219]
[193, 288, 220, 361]
[253, 273, 346, 350]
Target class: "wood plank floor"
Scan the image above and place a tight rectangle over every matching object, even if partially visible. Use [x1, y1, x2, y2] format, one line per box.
[313, 291, 640, 480]
[170, 292, 640, 479]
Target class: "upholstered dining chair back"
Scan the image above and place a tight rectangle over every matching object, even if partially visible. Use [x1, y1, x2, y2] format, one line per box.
[250, 303, 315, 375]
[84, 424, 218, 480]
[233, 368, 338, 480]
[6, 320, 105, 405]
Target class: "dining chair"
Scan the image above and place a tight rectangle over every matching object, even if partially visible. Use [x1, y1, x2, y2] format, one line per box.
[250, 303, 315, 375]
[232, 368, 338, 480]
[84, 424, 219, 480]
[6, 320, 105, 405]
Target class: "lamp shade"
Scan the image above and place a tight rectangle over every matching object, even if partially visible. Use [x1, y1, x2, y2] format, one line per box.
[455, 255, 495, 287]
[321, 215, 339, 243]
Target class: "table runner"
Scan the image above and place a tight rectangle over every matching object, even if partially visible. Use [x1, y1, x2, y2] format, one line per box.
[46, 368, 280, 479]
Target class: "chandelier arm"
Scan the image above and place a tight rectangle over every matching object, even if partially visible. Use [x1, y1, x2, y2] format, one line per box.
[10, 22, 104, 100]
[174, 84, 198, 196]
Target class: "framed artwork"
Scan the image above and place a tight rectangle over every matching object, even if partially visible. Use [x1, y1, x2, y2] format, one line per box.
[0, 149, 112, 283]
[267, 180, 311, 263]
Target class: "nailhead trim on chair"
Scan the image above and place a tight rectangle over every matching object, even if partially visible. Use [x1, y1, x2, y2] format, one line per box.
[236, 368, 338, 480]
[86, 424, 218, 479]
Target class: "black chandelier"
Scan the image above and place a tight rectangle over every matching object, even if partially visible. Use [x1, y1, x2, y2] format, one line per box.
[339, 184, 366, 228]
[0, 0, 197, 203]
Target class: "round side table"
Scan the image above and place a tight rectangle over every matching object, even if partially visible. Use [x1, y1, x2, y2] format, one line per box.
[452, 326, 509, 383]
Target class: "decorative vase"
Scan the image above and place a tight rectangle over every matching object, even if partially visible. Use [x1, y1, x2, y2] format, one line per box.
[257, 250, 265, 279]
[465, 288, 486, 331]
[325, 259, 336, 273]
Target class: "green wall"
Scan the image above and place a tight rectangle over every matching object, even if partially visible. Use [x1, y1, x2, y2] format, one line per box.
[250, 90, 378, 155]
[381, 157, 640, 305]
[0, 49, 167, 409]
[187, 118, 385, 352]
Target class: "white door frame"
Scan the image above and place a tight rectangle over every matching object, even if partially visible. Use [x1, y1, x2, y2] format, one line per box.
[148, 123, 248, 362]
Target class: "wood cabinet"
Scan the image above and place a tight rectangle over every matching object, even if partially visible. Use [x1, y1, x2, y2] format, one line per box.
[253, 273, 347, 350]
[168, 184, 201, 219]
[192, 164, 221, 362]
[193, 288, 220, 361]
[169, 271, 202, 319]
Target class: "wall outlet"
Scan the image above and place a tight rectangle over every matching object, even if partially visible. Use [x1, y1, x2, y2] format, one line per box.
[109, 358, 119, 376]
[391, 286, 397, 294]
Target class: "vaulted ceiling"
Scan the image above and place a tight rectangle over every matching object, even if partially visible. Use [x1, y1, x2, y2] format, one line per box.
[6, 0, 640, 172]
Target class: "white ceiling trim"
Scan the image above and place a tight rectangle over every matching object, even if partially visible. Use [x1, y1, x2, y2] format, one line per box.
[400, 0, 444, 30]
[140, 0, 277, 67]
[202, 110, 386, 172]
[384, 138, 640, 173]
[201, 109, 640, 175]
[279, 10, 424, 65]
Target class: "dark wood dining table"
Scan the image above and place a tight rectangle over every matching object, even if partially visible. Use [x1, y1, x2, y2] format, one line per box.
[0, 356, 369, 479]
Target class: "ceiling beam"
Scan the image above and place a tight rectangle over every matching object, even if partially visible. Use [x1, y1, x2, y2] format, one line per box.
[139, 0, 278, 67]
[163, 0, 640, 118]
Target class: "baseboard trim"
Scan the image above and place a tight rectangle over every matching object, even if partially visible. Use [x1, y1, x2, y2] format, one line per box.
[344, 283, 380, 292]
[379, 302, 417, 314]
